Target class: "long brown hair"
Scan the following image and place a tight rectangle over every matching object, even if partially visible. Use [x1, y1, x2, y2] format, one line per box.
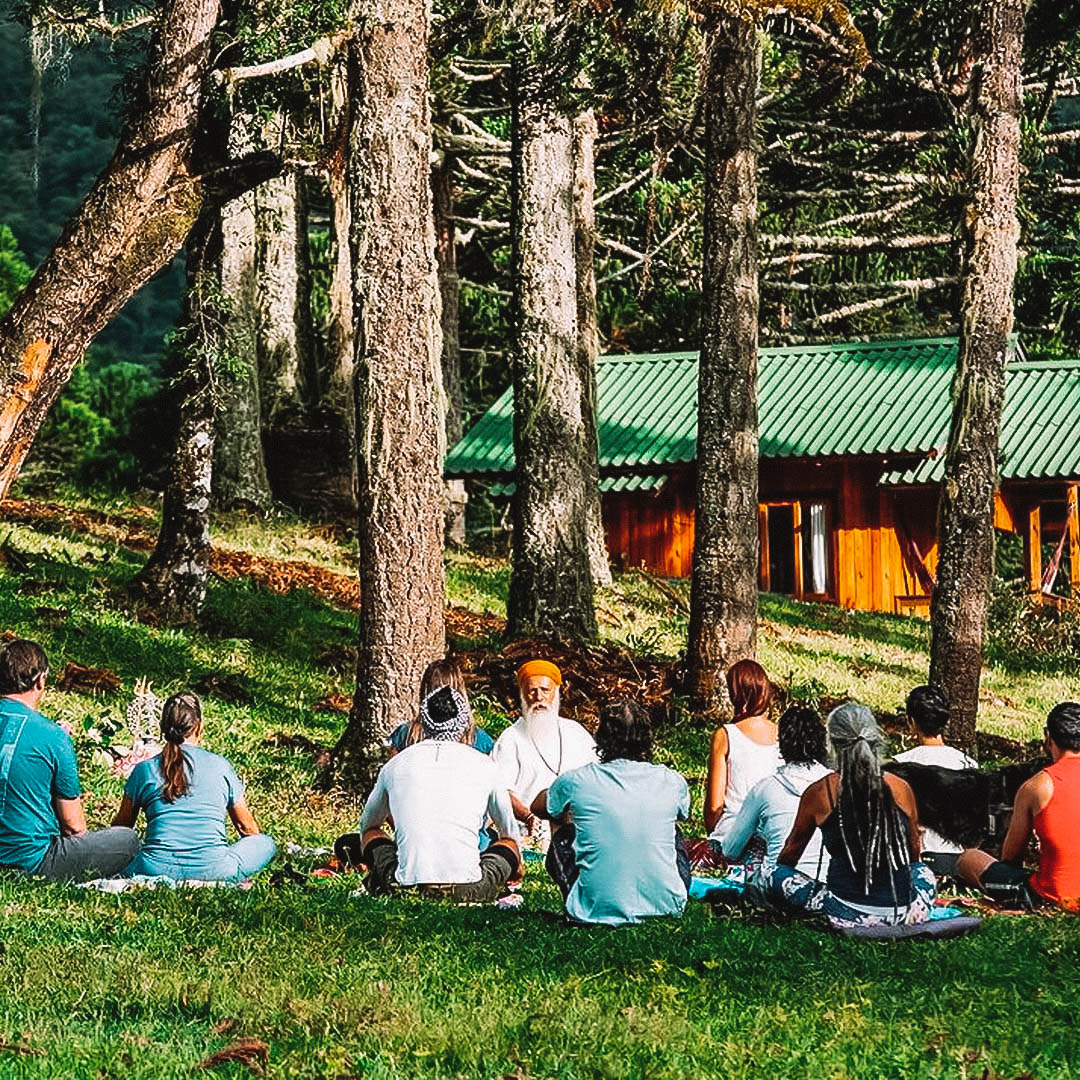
[405, 658, 474, 746]
[726, 659, 773, 722]
[159, 691, 202, 802]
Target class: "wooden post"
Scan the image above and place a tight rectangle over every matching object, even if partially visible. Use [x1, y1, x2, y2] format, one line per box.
[758, 504, 770, 592]
[1024, 503, 1042, 598]
[1068, 484, 1079, 594]
[792, 500, 804, 600]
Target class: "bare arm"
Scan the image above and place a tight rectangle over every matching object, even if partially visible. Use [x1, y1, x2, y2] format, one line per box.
[703, 726, 730, 833]
[228, 798, 260, 837]
[884, 774, 922, 862]
[54, 797, 87, 837]
[1001, 774, 1048, 865]
[111, 795, 137, 829]
[510, 792, 535, 824]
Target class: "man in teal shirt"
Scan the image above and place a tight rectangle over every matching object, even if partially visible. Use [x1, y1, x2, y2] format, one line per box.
[532, 700, 691, 926]
[0, 640, 139, 879]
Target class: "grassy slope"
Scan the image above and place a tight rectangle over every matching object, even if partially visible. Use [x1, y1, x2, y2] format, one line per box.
[0, 500, 1076, 1078]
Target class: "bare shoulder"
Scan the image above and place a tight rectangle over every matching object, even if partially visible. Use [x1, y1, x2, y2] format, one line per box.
[801, 772, 835, 809]
[709, 724, 730, 757]
[1020, 768, 1055, 810]
[884, 771, 917, 809]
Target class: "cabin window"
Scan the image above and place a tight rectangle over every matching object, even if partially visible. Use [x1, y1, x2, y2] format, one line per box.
[759, 500, 832, 599]
[805, 502, 829, 594]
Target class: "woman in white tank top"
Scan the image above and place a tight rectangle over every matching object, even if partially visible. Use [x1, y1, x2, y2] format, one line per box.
[704, 660, 780, 848]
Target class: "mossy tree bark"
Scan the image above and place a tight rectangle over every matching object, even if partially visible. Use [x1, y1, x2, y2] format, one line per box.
[333, 0, 446, 790]
[572, 101, 612, 588]
[506, 29, 598, 641]
[135, 217, 220, 624]
[0, 0, 221, 498]
[434, 152, 467, 547]
[312, 50, 359, 519]
[929, 0, 1025, 753]
[687, 15, 762, 712]
[212, 94, 272, 511]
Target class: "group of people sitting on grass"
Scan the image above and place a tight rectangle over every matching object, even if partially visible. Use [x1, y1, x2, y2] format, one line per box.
[0, 633, 1077, 927]
[0, 638, 275, 884]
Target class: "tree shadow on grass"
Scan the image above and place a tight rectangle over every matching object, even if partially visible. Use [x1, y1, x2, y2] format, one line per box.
[759, 593, 931, 655]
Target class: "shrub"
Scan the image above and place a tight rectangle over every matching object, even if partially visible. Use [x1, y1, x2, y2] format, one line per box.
[986, 578, 1080, 675]
[26, 351, 168, 490]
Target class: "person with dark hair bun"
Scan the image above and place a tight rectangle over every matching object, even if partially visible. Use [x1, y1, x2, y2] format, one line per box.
[703, 660, 780, 844]
[113, 692, 275, 882]
[532, 700, 691, 926]
[0, 639, 140, 880]
[957, 702, 1080, 911]
[893, 684, 977, 857]
[719, 706, 831, 883]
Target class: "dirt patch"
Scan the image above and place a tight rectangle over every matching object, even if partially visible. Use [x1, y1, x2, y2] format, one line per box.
[459, 638, 679, 732]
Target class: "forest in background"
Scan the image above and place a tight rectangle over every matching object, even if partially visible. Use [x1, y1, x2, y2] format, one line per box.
[1, 3, 1077, 501]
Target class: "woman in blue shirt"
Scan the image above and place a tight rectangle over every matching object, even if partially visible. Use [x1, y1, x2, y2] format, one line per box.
[386, 658, 493, 755]
[113, 692, 275, 882]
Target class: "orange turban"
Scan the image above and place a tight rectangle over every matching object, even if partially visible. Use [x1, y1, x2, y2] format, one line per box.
[516, 659, 562, 686]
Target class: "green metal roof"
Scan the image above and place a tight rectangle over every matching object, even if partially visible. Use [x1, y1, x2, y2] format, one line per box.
[879, 359, 1080, 485]
[489, 475, 669, 498]
[446, 338, 1080, 484]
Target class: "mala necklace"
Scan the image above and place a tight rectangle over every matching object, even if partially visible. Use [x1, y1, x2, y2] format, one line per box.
[527, 721, 564, 777]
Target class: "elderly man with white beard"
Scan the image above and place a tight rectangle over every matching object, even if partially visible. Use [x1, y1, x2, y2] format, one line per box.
[490, 660, 597, 848]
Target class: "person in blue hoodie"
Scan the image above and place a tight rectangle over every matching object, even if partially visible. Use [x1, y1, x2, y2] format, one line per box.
[114, 691, 274, 882]
[718, 705, 831, 884]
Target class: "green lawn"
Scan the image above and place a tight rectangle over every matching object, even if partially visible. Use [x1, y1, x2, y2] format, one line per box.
[0, 497, 1076, 1077]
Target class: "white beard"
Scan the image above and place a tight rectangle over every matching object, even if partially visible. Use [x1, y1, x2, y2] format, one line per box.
[521, 696, 560, 757]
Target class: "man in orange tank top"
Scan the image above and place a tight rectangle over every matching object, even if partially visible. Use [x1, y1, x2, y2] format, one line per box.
[957, 702, 1080, 911]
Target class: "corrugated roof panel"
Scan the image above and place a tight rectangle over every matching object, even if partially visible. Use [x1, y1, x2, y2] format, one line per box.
[1001, 365, 1080, 479]
[489, 474, 669, 497]
[448, 338, 1080, 483]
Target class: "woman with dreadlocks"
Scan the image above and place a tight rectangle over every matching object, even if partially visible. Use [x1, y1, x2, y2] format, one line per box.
[765, 702, 936, 927]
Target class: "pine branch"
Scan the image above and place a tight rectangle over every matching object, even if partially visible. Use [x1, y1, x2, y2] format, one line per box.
[460, 279, 511, 297]
[760, 232, 952, 253]
[450, 113, 510, 152]
[762, 251, 833, 268]
[594, 165, 655, 208]
[769, 118, 938, 143]
[215, 32, 350, 84]
[814, 196, 921, 230]
[762, 275, 957, 294]
[596, 220, 695, 285]
[809, 289, 935, 326]
[452, 215, 509, 232]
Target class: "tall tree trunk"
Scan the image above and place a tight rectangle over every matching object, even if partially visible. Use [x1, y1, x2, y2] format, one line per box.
[333, 0, 446, 788]
[212, 96, 272, 511]
[0, 0, 220, 498]
[687, 16, 761, 712]
[134, 218, 219, 624]
[313, 50, 359, 518]
[929, 0, 1024, 753]
[572, 100, 612, 588]
[257, 167, 316, 425]
[434, 152, 468, 547]
[507, 33, 597, 641]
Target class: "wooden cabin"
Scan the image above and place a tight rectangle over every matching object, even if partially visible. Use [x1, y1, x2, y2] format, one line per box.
[445, 338, 1080, 615]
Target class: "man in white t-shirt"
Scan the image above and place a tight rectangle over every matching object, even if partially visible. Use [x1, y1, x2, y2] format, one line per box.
[893, 684, 978, 855]
[489, 660, 597, 847]
[358, 686, 520, 900]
